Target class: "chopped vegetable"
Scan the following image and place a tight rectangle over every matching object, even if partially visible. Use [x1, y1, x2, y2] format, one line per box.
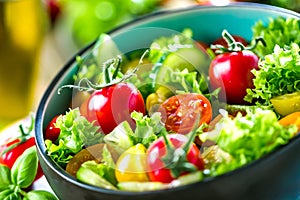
[251, 17, 300, 58]
[201, 108, 297, 176]
[115, 143, 149, 182]
[45, 108, 104, 168]
[245, 43, 300, 108]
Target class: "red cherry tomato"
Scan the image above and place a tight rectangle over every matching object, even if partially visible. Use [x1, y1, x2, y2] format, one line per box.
[82, 82, 146, 134]
[45, 115, 61, 142]
[0, 137, 43, 181]
[209, 50, 259, 104]
[147, 134, 204, 183]
[158, 93, 212, 134]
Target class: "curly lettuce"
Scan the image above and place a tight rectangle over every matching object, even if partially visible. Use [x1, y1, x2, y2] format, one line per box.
[45, 108, 104, 168]
[251, 17, 300, 58]
[245, 43, 300, 106]
[201, 109, 296, 176]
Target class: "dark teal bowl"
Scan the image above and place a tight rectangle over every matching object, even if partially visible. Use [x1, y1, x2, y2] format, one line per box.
[35, 3, 300, 200]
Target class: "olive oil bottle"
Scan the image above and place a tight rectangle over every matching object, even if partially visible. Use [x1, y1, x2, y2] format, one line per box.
[0, 0, 45, 129]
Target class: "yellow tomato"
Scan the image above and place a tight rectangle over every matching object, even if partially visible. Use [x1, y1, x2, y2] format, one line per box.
[270, 92, 300, 116]
[115, 143, 149, 182]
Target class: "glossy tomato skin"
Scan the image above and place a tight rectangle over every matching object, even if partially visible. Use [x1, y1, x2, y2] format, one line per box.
[45, 115, 61, 142]
[158, 93, 212, 134]
[147, 134, 204, 183]
[83, 82, 146, 134]
[209, 50, 259, 104]
[0, 137, 44, 180]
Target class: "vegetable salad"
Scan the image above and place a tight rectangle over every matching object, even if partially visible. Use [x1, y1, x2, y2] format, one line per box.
[44, 16, 300, 192]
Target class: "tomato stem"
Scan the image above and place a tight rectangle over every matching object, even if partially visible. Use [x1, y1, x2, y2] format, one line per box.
[161, 114, 202, 178]
[211, 29, 266, 54]
[0, 116, 34, 157]
[182, 114, 201, 153]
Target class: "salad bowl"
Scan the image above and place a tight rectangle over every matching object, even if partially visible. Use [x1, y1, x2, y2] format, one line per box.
[35, 3, 300, 200]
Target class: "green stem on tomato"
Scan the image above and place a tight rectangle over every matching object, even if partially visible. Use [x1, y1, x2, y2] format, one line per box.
[0, 116, 34, 157]
[211, 29, 266, 54]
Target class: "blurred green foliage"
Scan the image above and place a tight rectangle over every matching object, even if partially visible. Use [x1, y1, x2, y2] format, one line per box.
[60, 0, 161, 48]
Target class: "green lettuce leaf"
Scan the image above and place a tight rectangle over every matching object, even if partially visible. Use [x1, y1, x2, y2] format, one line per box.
[251, 17, 300, 58]
[46, 108, 104, 168]
[203, 108, 296, 176]
[131, 111, 164, 147]
[245, 43, 300, 106]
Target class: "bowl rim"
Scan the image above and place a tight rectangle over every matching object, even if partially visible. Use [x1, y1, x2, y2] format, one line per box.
[35, 2, 300, 196]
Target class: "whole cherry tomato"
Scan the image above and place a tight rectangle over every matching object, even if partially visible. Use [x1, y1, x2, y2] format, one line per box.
[0, 137, 44, 181]
[209, 50, 259, 104]
[209, 30, 260, 104]
[158, 93, 212, 134]
[147, 133, 204, 183]
[45, 115, 61, 142]
[81, 82, 146, 134]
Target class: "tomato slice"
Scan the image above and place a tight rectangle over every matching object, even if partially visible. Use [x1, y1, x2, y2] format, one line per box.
[158, 93, 212, 134]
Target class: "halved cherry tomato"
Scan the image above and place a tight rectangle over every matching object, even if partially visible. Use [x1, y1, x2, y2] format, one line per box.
[158, 93, 212, 134]
[81, 82, 146, 134]
[147, 134, 204, 183]
[45, 115, 61, 142]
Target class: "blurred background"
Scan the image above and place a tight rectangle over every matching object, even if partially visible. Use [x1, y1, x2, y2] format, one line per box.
[0, 0, 299, 130]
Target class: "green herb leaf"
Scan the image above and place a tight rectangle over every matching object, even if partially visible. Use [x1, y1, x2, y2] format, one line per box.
[2, 189, 22, 200]
[25, 190, 58, 200]
[131, 111, 164, 147]
[0, 165, 11, 191]
[46, 108, 104, 168]
[251, 17, 300, 58]
[245, 43, 300, 106]
[11, 147, 38, 188]
[0, 189, 14, 200]
[205, 109, 296, 176]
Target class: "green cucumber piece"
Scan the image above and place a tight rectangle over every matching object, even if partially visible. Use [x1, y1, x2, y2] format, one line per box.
[118, 181, 168, 192]
[156, 47, 210, 84]
[170, 171, 203, 188]
[76, 166, 117, 190]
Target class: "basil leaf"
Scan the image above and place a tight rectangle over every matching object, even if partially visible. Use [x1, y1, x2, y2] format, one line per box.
[26, 190, 58, 200]
[11, 147, 38, 188]
[3, 192, 22, 200]
[0, 189, 14, 200]
[0, 165, 11, 191]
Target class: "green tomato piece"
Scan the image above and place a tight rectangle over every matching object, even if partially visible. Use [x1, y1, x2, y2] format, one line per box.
[270, 92, 300, 116]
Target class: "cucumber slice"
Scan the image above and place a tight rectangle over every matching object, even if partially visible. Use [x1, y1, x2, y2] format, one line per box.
[169, 171, 203, 188]
[156, 47, 210, 84]
[118, 181, 168, 192]
[76, 167, 117, 190]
